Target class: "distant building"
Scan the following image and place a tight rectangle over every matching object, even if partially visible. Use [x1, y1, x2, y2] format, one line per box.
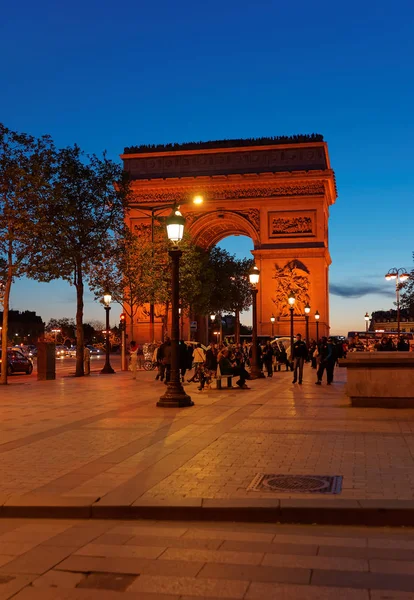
[0, 310, 44, 344]
[371, 309, 414, 334]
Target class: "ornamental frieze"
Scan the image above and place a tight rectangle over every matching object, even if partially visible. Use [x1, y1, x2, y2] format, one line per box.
[269, 210, 316, 238]
[131, 182, 325, 205]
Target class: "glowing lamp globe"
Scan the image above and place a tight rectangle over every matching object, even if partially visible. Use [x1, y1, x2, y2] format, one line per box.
[166, 209, 185, 243]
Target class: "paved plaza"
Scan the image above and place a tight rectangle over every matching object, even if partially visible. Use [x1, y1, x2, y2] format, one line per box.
[1, 363, 414, 523]
[2, 518, 414, 598]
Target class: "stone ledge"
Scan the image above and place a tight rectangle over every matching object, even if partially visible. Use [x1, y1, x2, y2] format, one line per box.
[1, 496, 414, 526]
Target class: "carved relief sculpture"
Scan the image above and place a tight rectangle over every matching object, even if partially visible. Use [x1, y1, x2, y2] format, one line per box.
[272, 260, 311, 317]
[269, 210, 316, 238]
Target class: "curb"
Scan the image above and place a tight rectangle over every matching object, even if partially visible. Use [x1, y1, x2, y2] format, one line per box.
[2, 495, 414, 526]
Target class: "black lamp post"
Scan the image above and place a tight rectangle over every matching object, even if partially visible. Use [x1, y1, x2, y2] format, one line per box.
[101, 292, 115, 374]
[304, 303, 311, 347]
[315, 310, 320, 341]
[158, 209, 193, 408]
[270, 314, 276, 338]
[288, 292, 295, 364]
[385, 268, 410, 338]
[364, 312, 370, 349]
[249, 264, 264, 379]
[210, 313, 216, 343]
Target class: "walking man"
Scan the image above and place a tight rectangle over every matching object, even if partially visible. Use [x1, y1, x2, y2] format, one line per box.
[292, 333, 307, 384]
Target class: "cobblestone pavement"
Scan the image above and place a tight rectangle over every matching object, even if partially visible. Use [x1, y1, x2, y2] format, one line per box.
[1, 518, 414, 598]
[2, 365, 414, 504]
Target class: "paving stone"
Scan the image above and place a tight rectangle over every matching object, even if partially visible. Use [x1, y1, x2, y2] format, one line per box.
[110, 524, 188, 537]
[127, 574, 249, 598]
[370, 559, 414, 575]
[160, 547, 264, 565]
[12, 586, 175, 599]
[32, 570, 85, 588]
[272, 533, 367, 547]
[370, 592, 414, 599]
[311, 569, 414, 592]
[125, 534, 222, 550]
[245, 582, 369, 599]
[76, 571, 137, 591]
[75, 542, 165, 559]
[0, 574, 34, 600]
[0, 545, 78, 575]
[220, 540, 318, 555]
[318, 545, 414, 561]
[183, 529, 274, 542]
[262, 552, 368, 572]
[198, 562, 311, 584]
[56, 554, 204, 577]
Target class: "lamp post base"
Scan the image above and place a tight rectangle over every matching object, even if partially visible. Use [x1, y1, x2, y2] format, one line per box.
[100, 365, 115, 374]
[250, 366, 265, 380]
[158, 383, 193, 408]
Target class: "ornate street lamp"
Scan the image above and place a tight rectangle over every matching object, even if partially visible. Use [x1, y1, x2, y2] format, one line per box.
[101, 292, 115, 374]
[315, 310, 320, 341]
[158, 209, 193, 408]
[304, 303, 311, 347]
[364, 312, 370, 349]
[249, 265, 264, 379]
[270, 314, 276, 338]
[288, 292, 295, 364]
[385, 268, 410, 338]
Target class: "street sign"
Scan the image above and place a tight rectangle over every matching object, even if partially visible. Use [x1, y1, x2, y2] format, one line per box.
[190, 321, 197, 331]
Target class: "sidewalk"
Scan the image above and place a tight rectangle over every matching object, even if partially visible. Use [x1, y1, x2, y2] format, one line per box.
[2, 365, 414, 525]
[3, 518, 414, 598]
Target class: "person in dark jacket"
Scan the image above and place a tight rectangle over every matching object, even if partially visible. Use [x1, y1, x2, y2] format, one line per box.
[263, 342, 274, 377]
[292, 333, 308, 384]
[315, 337, 335, 385]
[219, 347, 249, 388]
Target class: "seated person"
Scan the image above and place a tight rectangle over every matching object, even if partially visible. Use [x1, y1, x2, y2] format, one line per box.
[219, 347, 250, 389]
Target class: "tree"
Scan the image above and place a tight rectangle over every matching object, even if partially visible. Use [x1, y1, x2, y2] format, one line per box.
[0, 124, 55, 384]
[400, 252, 414, 319]
[31, 145, 131, 376]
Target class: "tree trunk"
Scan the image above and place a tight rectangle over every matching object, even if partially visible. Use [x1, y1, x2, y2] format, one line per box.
[0, 262, 13, 385]
[75, 262, 84, 377]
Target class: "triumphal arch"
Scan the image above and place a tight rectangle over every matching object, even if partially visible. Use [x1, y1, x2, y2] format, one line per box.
[122, 136, 336, 342]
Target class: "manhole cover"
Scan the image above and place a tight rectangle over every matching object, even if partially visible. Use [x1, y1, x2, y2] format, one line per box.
[248, 474, 342, 494]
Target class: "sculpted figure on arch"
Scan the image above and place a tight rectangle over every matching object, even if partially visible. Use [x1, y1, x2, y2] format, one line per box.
[272, 260, 311, 317]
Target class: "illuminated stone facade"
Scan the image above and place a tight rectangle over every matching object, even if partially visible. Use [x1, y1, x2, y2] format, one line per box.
[122, 139, 336, 342]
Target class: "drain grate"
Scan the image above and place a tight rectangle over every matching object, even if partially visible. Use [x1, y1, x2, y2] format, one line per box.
[248, 474, 343, 494]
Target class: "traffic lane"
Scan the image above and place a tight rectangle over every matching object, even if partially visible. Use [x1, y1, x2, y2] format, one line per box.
[6, 355, 123, 382]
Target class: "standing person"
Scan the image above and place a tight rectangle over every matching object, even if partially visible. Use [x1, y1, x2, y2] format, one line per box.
[263, 342, 274, 377]
[137, 344, 145, 370]
[156, 338, 168, 381]
[187, 343, 205, 383]
[129, 341, 138, 380]
[292, 333, 307, 384]
[163, 338, 172, 384]
[179, 340, 188, 382]
[83, 345, 91, 376]
[325, 338, 337, 384]
[315, 337, 332, 385]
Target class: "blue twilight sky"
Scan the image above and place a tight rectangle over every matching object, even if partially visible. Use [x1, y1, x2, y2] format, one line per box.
[1, 0, 413, 335]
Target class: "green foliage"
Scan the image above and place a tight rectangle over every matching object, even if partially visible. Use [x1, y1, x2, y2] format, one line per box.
[30, 144, 131, 376]
[124, 134, 324, 154]
[400, 252, 414, 318]
[0, 123, 56, 383]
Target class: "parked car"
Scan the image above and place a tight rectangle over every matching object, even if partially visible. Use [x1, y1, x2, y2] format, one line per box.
[0, 349, 33, 375]
[67, 346, 77, 357]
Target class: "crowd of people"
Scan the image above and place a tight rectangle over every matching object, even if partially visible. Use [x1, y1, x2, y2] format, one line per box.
[127, 333, 412, 387]
[127, 335, 353, 388]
